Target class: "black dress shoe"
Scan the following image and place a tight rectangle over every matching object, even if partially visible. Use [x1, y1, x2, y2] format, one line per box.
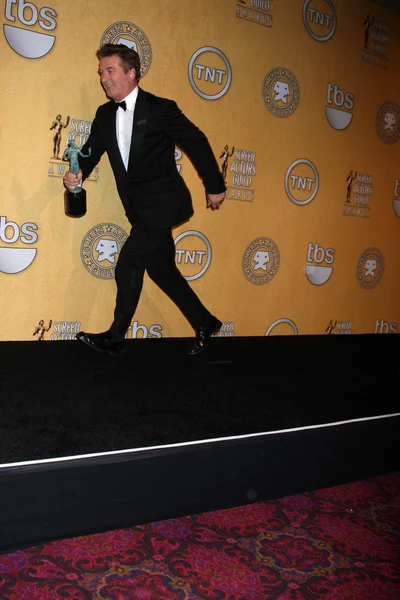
[76, 330, 126, 356]
[187, 316, 222, 355]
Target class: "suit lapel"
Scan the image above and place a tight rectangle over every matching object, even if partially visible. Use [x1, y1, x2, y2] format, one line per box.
[128, 88, 149, 171]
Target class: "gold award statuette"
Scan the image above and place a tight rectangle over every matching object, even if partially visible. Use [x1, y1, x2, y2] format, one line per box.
[62, 141, 91, 218]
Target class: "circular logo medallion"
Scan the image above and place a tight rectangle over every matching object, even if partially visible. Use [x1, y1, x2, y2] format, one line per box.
[188, 47, 232, 100]
[100, 22, 152, 78]
[242, 237, 280, 285]
[376, 101, 400, 144]
[263, 67, 300, 117]
[302, 0, 337, 42]
[356, 247, 384, 289]
[80, 223, 128, 280]
[265, 318, 298, 336]
[174, 230, 212, 281]
[284, 158, 319, 205]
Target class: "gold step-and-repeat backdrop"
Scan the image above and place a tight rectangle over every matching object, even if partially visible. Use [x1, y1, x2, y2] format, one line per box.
[1, 0, 399, 341]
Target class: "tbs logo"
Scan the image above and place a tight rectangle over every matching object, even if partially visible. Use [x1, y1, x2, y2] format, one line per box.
[4, 0, 57, 59]
[126, 322, 162, 339]
[375, 319, 397, 334]
[326, 83, 354, 130]
[305, 242, 335, 285]
[0, 216, 38, 274]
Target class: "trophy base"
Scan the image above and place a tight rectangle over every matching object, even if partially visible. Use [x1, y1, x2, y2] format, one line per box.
[64, 188, 87, 218]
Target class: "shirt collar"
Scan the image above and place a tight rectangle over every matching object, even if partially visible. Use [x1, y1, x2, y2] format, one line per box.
[117, 86, 139, 111]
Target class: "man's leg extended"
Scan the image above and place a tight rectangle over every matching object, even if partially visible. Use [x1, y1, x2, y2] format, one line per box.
[145, 230, 213, 331]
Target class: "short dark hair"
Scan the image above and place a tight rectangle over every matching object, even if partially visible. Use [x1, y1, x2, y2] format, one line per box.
[96, 43, 141, 81]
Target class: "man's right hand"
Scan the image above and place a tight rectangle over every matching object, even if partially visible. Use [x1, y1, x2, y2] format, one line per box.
[63, 169, 83, 190]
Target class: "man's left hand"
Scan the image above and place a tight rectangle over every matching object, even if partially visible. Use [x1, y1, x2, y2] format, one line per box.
[207, 192, 225, 210]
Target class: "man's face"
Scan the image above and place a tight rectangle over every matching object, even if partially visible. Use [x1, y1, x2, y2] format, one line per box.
[98, 55, 136, 102]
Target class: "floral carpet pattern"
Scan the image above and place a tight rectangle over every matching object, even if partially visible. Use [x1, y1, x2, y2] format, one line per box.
[0, 473, 399, 599]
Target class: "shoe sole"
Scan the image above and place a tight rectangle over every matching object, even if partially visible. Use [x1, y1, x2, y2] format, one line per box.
[76, 335, 125, 357]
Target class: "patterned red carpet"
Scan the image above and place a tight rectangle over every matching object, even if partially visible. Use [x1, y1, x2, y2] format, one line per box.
[0, 472, 399, 599]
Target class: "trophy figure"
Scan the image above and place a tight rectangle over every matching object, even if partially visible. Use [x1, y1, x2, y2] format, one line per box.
[62, 141, 91, 218]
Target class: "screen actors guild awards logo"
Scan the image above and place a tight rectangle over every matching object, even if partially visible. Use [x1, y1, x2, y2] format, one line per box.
[325, 320, 352, 335]
[50, 114, 69, 160]
[100, 22, 152, 78]
[49, 321, 81, 340]
[80, 223, 128, 280]
[263, 67, 300, 118]
[343, 171, 372, 218]
[222, 145, 256, 202]
[48, 115, 99, 182]
[242, 237, 280, 285]
[376, 101, 400, 145]
[236, 0, 273, 28]
[215, 321, 236, 337]
[361, 15, 390, 68]
[356, 248, 384, 289]
[33, 319, 52, 341]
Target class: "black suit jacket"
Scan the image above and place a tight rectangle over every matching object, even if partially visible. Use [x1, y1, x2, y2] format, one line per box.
[80, 88, 225, 230]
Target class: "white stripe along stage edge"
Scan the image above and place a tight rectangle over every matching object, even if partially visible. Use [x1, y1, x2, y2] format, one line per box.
[1, 412, 398, 470]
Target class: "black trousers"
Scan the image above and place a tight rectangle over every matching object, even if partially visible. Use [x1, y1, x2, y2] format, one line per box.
[109, 226, 212, 339]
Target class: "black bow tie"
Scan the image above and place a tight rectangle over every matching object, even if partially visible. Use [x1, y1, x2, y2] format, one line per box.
[115, 101, 126, 111]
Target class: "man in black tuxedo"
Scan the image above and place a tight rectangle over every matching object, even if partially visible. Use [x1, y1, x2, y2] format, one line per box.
[63, 44, 226, 356]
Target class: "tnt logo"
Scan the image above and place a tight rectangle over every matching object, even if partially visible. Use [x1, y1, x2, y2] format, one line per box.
[4, 0, 57, 59]
[326, 83, 354, 130]
[174, 230, 212, 281]
[375, 319, 397, 334]
[305, 242, 335, 285]
[236, 0, 273, 27]
[303, 0, 336, 42]
[285, 159, 319, 205]
[0, 216, 38, 274]
[188, 47, 232, 100]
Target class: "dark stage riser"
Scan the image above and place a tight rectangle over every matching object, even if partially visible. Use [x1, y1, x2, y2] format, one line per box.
[0, 334, 399, 551]
[0, 415, 399, 553]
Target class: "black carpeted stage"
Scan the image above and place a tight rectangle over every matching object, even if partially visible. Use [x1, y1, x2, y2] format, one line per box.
[0, 334, 399, 552]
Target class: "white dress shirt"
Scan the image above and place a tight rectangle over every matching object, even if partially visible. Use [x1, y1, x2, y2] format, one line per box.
[115, 86, 139, 170]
